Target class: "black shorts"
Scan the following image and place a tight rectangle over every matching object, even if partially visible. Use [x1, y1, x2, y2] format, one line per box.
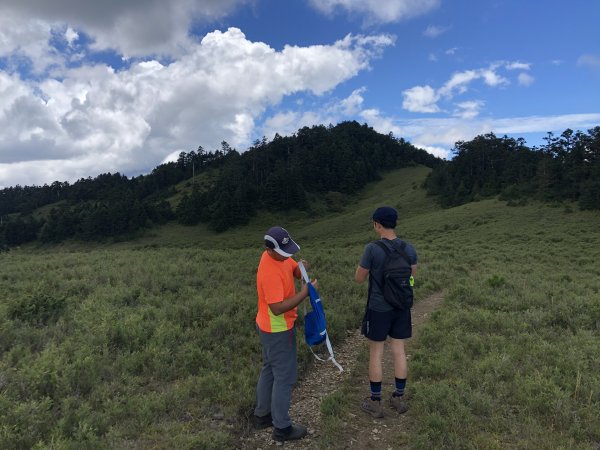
[362, 308, 412, 341]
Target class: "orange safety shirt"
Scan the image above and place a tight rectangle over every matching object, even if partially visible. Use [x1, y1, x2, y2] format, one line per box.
[256, 250, 299, 333]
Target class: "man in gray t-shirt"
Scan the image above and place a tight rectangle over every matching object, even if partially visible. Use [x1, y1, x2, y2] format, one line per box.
[355, 206, 417, 418]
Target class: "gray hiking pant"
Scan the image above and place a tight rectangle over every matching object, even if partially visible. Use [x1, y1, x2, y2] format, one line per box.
[255, 326, 297, 429]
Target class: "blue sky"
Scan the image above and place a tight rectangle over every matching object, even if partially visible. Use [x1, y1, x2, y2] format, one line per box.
[0, 0, 599, 188]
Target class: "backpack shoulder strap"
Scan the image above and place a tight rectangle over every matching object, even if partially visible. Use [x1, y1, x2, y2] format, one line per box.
[368, 241, 389, 294]
[387, 239, 412, 266]
[374, 240, 392, 256]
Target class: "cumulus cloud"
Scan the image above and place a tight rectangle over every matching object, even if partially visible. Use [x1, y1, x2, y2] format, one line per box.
[0, 14, 58, 73]
[0, 0, 250, 60]
[402, 85, 440, 113]
[0, 28, 393, 187]
[308, 0, 440, 25]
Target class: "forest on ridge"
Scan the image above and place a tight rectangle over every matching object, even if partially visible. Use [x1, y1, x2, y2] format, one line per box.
[1, 122, 599, 248]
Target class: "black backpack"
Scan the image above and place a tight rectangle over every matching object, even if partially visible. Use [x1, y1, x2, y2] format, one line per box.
[371, 240, 414, 310]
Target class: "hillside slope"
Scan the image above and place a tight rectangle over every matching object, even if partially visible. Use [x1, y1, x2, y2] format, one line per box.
[1, 166, 599, 449]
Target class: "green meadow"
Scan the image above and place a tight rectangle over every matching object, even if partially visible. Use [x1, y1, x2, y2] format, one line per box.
[1, 166, 599, 449]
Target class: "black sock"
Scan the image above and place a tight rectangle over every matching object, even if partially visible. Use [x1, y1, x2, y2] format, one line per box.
[393, 377, 406, 397]
[370, 380, 382, 401]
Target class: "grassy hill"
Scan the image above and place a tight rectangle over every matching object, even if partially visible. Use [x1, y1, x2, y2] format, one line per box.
[1, 166, 599, 449]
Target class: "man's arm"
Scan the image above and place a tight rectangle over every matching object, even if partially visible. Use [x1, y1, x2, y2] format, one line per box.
[269, 279, 318, 315]
[355, 266, 369, 284]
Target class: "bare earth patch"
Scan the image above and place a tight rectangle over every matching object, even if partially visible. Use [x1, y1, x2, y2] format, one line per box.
[238, 291, 444, 449]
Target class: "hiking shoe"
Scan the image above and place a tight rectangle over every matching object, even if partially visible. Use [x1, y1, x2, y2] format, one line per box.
[254, 413, 273, 429]
[361, 397, 384, 418]
[272, 423, 308, 441]
[390, 394, 408, 414]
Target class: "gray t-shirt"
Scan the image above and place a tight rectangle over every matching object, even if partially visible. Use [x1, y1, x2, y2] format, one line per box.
[359, 238, 418, 312]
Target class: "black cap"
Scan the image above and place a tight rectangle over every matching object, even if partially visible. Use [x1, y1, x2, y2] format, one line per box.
[372, 206, 397, 228]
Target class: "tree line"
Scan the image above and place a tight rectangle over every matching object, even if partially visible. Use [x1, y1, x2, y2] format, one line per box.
[0, 121, 439, 246]
[174, 121, 440, 231]
[4, 121, 597, 248]
[425, 127, 600, 210]
[0, 144, 235, 247]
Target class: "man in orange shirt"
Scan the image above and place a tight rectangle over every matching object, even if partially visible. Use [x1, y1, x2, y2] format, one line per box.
[254, 226, 317, 442]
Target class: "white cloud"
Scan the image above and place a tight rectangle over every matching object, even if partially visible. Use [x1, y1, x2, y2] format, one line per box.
[245, 87, 600, 164]
[403, 63, 525, 114]
[491, 113, 600, 135]
[339, 87, 366, 115]
[401, 118, 490, 151]
[0, 28, 393, 187]
[359, 108, 404, 136]
[453, 100, 484, 119]
[308, 0, 440, 25]
[0, 0, 251, 59]
[480, 69, 509, 87]
[577, 54, 600, 71]
[262, 111, 332, 140]
[65, 26, 78, 46]
[414, 144, 451, 159]
[402, 85, 440, 113]
[445, 47, 458, 55]
[423, 25, 449, 38]
[518, 72, 534, 86]
[389, 113, 600, 156]
[0, 14, 59, 73]
[505, 61, 530, 70]
[439, 69, 479, 97]
[260, 89, 406, 142]
[260, 88, 370, 139]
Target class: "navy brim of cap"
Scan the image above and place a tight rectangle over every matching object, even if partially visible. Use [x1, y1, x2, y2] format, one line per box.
[264, 234, 300, 257]
[276, 240, 300, 257]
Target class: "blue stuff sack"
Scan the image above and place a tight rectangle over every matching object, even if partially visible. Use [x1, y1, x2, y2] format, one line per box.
[304, 283, 327, 346]
[298, 262, 343, 372]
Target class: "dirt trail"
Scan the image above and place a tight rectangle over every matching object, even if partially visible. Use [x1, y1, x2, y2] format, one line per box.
[238, 291, 444, 450]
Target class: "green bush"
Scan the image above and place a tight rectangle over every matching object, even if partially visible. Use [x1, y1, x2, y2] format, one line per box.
[8, 286, 65, 326]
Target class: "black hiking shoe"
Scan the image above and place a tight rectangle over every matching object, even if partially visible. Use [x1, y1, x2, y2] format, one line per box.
[254, 413, 273, 429]
[272, 423, 308, 442]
